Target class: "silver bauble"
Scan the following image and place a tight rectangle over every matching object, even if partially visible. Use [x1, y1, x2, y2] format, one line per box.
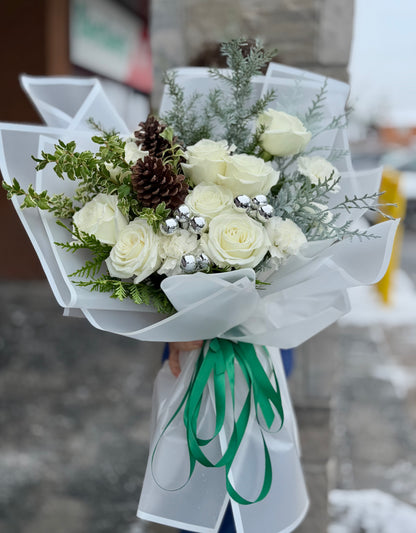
[174, 204, 191, 223]
[160, 217, 179, 235]
[233, 194, 251, 212]
[180, 254, 198, 273]
[197, 253, 211, 272]
[251, 194, 268, 210]
[189, 216, 207, 234]
[257, 204, 274, 222]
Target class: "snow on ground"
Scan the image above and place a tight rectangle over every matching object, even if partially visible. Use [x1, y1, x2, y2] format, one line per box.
[371, 364, 416, 399]
[328, 489, 416, 533]
[338, 270, 416, 327]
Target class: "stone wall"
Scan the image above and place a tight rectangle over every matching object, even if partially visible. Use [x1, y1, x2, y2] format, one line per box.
[150, 0, 354, 106]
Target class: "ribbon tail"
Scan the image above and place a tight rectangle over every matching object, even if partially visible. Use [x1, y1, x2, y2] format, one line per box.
[138, 350, 229, 532]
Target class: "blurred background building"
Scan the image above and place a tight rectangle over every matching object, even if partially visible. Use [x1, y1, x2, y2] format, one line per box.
[0, 0, 152, 278]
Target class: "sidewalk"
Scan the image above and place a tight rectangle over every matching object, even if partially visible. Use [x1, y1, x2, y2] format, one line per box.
[0, 280, 334, 533]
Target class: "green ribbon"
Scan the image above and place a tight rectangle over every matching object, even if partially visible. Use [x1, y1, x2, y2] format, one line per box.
[152, 338, 284, 505]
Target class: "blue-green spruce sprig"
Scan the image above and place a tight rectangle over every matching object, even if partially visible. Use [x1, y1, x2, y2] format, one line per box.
[162, 39, 277, 152]
[208, 40, 277, 152]
[301, 79, 351, 139]
[269, 173, 389, 241]
[266, 81, 351, 172]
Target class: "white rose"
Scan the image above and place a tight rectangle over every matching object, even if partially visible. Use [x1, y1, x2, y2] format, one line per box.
[297, 156, 341, 191]
[124, 139, 148, 164]
[73, 193, 128, 245]
[185, 183, 234, 222]
[265, 217, 307, 260]
[181, 139, 230, 185]
[258, 109, 311, 157]
[158, 229, 199, 276]
[105, 218, 161, 283]
[201, 211, 270, 269]
[217, 153, 280, 197]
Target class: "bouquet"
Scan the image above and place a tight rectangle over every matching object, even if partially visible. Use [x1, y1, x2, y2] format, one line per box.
[1, 41, 398, 533]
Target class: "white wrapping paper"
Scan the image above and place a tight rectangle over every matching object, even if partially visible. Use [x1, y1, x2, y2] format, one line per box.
[138, 345, 308, 533]
[0, 70, 399, 533]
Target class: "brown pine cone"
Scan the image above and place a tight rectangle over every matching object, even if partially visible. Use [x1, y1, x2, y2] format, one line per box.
[131, 155, 188, 211]
[134, 115, 171, 159]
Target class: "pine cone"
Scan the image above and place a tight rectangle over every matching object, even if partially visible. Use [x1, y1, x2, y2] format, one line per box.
[134, 116, 171, 158]
[131, 155, 188, 211]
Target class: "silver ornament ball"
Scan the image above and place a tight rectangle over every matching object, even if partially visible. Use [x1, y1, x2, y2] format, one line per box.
[233, 194, 251, 212]
[189, 216, 207, 234]
[180, 254, 198, 273]
[251, 194, 268, 210]
[257, 204, 274, 222]
[174, 204, 191, 223]
[160, 217, 179, 235]
[197, 253, 211, 272]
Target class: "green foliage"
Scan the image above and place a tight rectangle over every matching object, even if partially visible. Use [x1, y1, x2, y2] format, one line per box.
[208, 40, 277, 150]
[162, 39, 277, 151]
[2, 39, 389, 315]
[302, 80, 328, 131]
[269, 173, 384, 241]
[73, 275, 175, 314]
[32, 139, 96, 181]
[55, 221, 175, 313]
[161, 72, 212, 146]
[301, 80, 350, 139]
[139, 202, 171, 232]
[159, 126, 187, 174]
[25, 129, 144, 219]
[243, 124, 266, 156]
[55, 222, 112, 278]
[3, 178, 75, 218]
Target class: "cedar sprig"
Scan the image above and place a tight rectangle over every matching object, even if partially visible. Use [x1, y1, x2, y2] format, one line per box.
[208, 39, 277, 150]
[73, 275, 175, 314]
[54, 221, 112, 278]
[163, 39, 277, 151]
[162, 72, 212, 146]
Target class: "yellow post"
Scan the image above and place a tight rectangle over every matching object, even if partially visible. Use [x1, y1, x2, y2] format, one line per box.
[375, 167, 406, 305]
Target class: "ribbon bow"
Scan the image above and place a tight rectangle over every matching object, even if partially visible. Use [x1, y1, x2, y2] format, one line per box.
[153, 339, 284, 505]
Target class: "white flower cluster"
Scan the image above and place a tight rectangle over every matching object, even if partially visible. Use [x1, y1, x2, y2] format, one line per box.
[73, 109, 341, 283]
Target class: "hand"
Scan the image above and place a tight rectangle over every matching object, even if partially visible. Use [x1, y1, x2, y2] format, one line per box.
[168, 341, 203, 377]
